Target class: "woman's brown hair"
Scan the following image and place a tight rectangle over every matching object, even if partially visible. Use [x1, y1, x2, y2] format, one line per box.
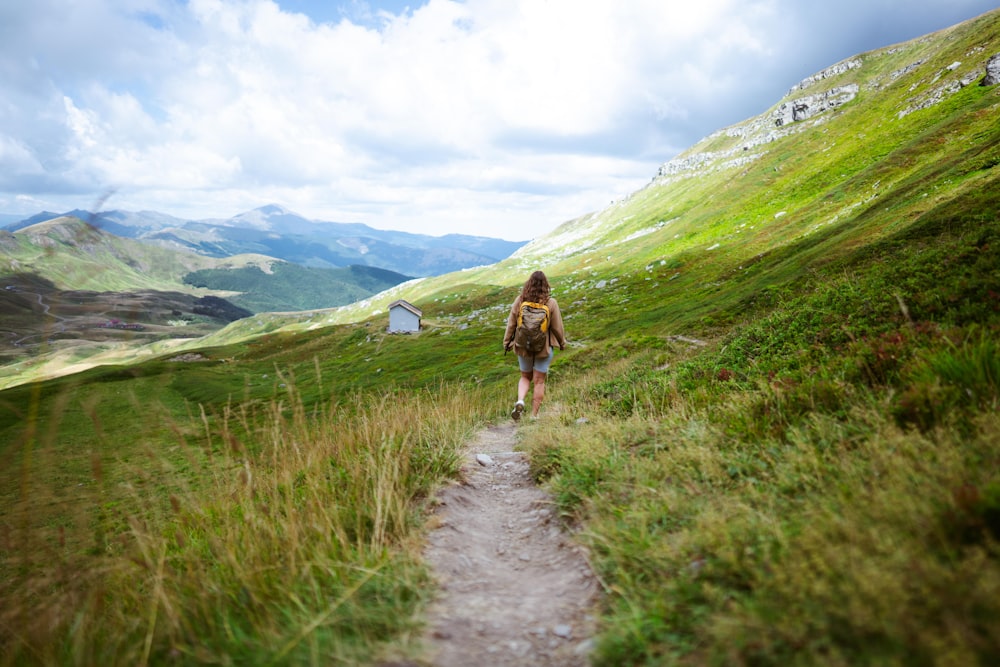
[521, 270, 550, 304]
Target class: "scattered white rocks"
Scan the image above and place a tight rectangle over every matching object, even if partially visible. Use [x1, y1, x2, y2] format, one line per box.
[786, 58, 862, 94]
[167, 353, 208, 362]
[890, 59, 927, 82]
[422, 425, 599, 666]
[553, 625, 573, 639]
[899, 68, 983, 118]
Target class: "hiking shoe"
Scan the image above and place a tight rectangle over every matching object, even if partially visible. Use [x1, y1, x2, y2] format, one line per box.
[511, 400, 525, 421]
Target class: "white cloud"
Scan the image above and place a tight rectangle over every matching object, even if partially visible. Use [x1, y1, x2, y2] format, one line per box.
[0, 0, 997, 240]
[0, 136, 45, 178]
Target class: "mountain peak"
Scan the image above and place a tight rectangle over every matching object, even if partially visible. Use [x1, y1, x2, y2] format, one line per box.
[256, 204, 295, 216]
[15, 215, 106, 246]
[229, 205, 310, 230]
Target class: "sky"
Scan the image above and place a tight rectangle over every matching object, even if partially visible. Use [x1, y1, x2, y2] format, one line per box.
[1, 1, 997, 241]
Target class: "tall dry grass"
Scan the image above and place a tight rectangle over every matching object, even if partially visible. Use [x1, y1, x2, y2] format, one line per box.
[1, 374, 492, 665]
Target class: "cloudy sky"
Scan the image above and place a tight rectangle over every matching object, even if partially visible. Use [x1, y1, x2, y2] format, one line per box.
[1, 0, 996, 240]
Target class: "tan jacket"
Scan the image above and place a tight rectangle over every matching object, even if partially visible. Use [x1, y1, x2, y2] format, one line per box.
[503, 295, 567, 358]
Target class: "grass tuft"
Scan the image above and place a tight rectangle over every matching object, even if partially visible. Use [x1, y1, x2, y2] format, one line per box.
[1, 376, 490, 665]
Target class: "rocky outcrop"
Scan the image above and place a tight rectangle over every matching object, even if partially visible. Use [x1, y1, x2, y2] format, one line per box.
[899, 68, 983, 118]
[657, 152, 720, 177]
[653, 51, 866, 184]
[654, 43, 995, 183]
[982, 53, 1000, 86]
[774, 84, 860, 126]
[889, 59, 926, 83]
[787, 58, 862, 94]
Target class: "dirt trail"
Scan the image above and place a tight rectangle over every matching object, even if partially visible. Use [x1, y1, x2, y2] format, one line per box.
[415, 422, 601, 666]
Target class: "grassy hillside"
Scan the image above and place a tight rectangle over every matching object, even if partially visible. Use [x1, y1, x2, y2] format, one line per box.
[182, 263, 412, 313]
[2, 216, 273, 293]
[2, 9, 1000, 665]
[0, 219, 412, 387]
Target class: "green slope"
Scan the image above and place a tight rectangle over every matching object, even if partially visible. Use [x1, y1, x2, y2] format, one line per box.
[292, 7, 999, 331]
[2, 216, 270, 292]
[0, 219, 412, 387]
[182, 262, 412, 313]
[2, 9, 1000, 665]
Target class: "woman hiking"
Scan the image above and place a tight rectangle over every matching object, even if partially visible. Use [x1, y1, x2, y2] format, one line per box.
[502, 270, 567, 420]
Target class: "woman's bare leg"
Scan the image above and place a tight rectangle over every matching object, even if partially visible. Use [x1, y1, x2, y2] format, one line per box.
[531, 370, 547, 416]
[518, 371, 532, 402]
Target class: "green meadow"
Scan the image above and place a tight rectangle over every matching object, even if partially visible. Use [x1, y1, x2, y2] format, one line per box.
[2, 9, 1000, 665]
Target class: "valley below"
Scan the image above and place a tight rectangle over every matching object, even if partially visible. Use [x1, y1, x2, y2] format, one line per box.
[0, 273, 247, 369]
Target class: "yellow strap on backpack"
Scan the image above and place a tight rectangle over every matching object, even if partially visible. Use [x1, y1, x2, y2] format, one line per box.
[518, 301, 549, 332]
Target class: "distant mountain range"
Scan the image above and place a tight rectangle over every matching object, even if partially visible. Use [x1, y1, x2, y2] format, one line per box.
[0, 205, 525, 354]
[0, 215, 420, 362]
[1, 214, 415, 314]
[1, 205, 527, 278]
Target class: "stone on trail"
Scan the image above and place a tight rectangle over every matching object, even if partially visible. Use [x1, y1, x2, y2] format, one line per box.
[421, 423, 599, 666]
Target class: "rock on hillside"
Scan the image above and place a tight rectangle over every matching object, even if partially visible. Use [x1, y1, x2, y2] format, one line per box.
[981, 52, 1000, 85]
[658, 46, 994, 184]
[505, 11, 1000, 267]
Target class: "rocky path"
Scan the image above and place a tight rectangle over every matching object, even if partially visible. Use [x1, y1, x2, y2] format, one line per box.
[415, 422, 600, 666]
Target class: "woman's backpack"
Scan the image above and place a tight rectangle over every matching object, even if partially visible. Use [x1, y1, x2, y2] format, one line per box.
[514, 301, 550, 355]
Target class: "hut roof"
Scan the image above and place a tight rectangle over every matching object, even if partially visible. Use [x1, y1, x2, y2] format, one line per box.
[387, 299, 423, 317]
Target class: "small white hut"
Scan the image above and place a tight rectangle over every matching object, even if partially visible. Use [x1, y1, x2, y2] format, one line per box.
[387, 299, 422, 333]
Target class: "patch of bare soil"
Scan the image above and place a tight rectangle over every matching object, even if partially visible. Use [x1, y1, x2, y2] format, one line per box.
[414, 422, 601, 666]
[0, 274, 237, 362]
